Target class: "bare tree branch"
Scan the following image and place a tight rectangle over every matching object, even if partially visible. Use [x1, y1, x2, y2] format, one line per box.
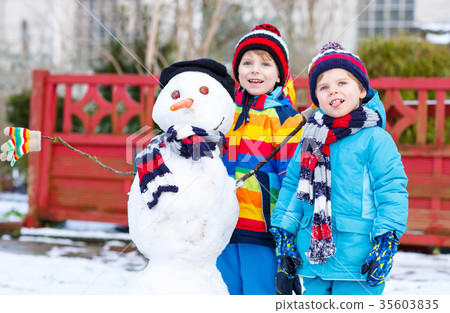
[222, 3, 240, 19]
[99, 46, 124, 74]
[157, 50, 169, 69]
[175, 0, 184, 61]
[199, 0, 225, 58]
[145, 0, 162, 72]
[135, 62, 145, 75]
[186, 0, 195, 60]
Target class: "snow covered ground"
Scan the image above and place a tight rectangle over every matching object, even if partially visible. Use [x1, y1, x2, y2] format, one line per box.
[0, 192, 29, 222]
[0, 234, 143, 295]
[1, 232, 449, 295]
[1, 192, 450, 312]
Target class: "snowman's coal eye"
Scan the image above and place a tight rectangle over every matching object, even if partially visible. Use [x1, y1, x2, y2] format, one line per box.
[171, 90, 180, 99]
[199, 86, 209, 95]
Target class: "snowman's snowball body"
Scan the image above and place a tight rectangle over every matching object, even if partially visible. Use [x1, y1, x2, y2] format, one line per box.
[127, 71, 239, 294]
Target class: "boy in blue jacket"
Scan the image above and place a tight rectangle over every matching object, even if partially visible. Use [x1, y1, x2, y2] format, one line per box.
[270, 42, 408, 295]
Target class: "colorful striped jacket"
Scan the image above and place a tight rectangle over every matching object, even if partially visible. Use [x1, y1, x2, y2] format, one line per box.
[222, 84, 304, 247]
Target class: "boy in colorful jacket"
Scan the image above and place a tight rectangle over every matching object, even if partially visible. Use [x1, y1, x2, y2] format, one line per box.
[217, 24, 305, 295]
[270, 42, 408, 295]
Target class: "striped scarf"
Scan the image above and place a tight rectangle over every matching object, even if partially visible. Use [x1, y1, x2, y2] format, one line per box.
[296, 106, 382, 264]
[136, 125, 227, 210]
[233, 89, 269, 131]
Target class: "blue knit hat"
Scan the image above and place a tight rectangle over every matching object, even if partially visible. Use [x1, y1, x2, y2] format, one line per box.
[308, 42, 369, 106]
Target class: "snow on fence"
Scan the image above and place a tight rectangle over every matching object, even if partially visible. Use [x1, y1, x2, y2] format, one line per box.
[26, 70, 450, 247]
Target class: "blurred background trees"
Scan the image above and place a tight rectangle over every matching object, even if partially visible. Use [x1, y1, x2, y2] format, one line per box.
[358, 36, 450, 145]
[0, 0, 449, 191]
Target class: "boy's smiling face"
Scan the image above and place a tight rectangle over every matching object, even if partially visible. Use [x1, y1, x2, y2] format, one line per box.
[315, 68, 367, 118]
[238, 50, 280, 96]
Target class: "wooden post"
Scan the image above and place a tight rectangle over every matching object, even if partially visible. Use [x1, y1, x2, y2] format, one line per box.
[24, 70, 49, 227]
[417, 90, 428, 144]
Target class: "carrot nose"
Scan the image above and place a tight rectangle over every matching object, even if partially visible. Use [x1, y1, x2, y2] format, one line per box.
[170, 98, 194, 111]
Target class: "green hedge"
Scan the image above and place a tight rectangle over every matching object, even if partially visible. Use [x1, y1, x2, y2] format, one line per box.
[357, 36, 450, 78]
[358, 37, 450, 144]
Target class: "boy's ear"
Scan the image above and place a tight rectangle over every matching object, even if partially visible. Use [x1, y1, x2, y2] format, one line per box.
[360, 88, 367, 99]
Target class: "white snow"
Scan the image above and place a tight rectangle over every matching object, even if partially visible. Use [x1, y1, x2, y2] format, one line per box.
[0, 192, 28, 222]
[0, 243, 141, 295]
[1, 192, 450, 312]
[1, 233, 449, 295]
[426, 32, 450, 45]
[20, 223, 132, 241]
[386, 251, 450, 295]
[1, 193, 449, 295]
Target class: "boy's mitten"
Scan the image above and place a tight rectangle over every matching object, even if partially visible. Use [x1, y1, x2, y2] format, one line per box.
[361, 231, 400, 287]
[270, 226, 302, 295]
[1, 127, 41, 166]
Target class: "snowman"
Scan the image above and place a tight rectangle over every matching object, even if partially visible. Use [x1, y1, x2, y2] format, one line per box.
[127, 59, 239, 294]
[0, 59, 240, 294]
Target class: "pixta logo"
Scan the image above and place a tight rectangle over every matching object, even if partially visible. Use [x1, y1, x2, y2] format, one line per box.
[125, 126, 162, 165]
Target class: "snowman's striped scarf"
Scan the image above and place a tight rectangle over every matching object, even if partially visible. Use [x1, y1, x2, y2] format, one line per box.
[136, 125, 226, 210]
[296, 106, 381, 264]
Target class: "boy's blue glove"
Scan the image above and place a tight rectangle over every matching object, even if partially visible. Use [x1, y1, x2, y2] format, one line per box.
[270, 226, 302, 295]
[361, 231, 400, 287]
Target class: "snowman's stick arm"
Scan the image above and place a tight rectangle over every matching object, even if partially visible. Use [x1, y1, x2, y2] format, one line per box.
[235, 106, 315, 188]
[42, 136, 136, 176]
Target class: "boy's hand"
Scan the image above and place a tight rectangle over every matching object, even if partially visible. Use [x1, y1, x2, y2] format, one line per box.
[270, 226, 302, 295]
[1, 127, 41, 166]
[361, 231, 400, 287]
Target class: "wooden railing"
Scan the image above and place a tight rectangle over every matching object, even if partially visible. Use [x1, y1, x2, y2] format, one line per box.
[26, 70, 450, 247]
[27, 70, 159, 227]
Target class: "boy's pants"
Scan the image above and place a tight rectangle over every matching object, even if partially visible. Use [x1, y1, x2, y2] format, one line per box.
[217, 243, 277, 295]
[303, 276, 385, 295]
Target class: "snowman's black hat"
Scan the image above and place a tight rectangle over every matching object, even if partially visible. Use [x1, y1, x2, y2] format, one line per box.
[159, 58, 236, 101]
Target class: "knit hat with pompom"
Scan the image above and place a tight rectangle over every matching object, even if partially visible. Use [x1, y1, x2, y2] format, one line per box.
[308, 41, 369, 106]
[232, 24, 289, 86]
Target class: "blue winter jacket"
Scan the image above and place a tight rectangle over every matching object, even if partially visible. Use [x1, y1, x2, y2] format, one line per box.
[271, 89, 408, 281]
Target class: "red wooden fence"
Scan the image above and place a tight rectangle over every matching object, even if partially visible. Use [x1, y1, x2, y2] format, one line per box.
[26, 70, 158, 227]
[26, 70, 450, 247]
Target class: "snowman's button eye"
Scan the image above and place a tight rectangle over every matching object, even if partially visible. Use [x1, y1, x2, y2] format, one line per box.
[199, 86, 209, 95]
[171, 90, 180, 99]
